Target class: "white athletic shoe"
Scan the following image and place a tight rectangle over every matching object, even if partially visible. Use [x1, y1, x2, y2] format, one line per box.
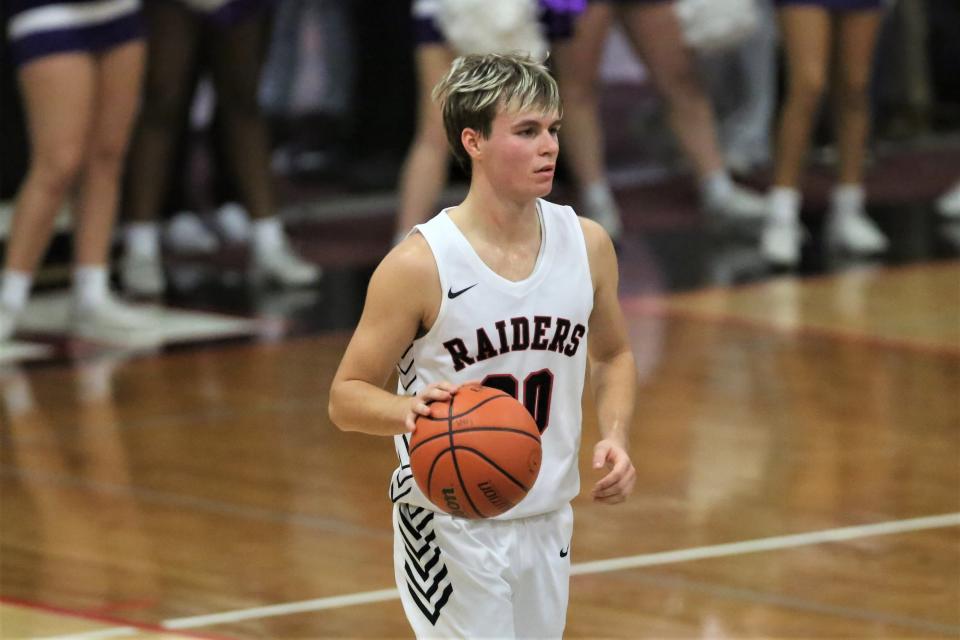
[120, 253, 165, 297]
[212, 203, 252, 244]
[253, 238, 322, 287]
[72, 295, 158, 338]
[165, 211, 220, 254]
[936, 181, 960, 219]
[761, 218, 804, 267]
[826, 207, 888, 256]
[703, 182, 769, 222]
[0, 305, 18, 343]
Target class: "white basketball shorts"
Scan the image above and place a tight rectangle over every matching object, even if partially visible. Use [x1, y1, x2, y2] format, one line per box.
[393, 501, 574, 639]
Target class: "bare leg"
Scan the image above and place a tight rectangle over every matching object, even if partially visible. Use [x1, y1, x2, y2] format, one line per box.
[552, 2, 613, 191]
[394, 44, 456, 240]
[763, 6, 831, 266]
[74, 41, 145, 266]
[207, 13, 320, 286]
[552, 3, 624, 237]
[618, 1, 724, 179]
[207, 13, 274, 221]
[5, 54, 95, 274]
[833, 10, 882, 186]
[772, 6, 831, 189]
[619, 1, 767, 221]
[825, 8, 887, 254]
[123, 0, 200, 225]
[119, 1, 199, 296]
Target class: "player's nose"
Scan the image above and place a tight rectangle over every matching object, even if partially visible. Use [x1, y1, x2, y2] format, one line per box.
[540, 131, 559, 156]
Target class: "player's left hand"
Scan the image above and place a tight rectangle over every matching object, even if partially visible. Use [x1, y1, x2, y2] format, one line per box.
[590, 439, 635, 504]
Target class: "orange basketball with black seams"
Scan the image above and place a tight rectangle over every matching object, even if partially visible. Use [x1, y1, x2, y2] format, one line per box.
[409, 384, 542, 519]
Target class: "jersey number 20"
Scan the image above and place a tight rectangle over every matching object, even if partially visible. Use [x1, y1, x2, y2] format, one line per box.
[482, 370, 554, 434]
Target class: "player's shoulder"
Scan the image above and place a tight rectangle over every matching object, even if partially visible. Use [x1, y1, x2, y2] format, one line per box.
[576, 214, 615, 258]
[374, 230, 440, 290]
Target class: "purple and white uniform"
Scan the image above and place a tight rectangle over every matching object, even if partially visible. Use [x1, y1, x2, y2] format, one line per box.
[164, 0, 270, 28]
[412, 0, 582, 46]
[775, 0, 882, 10]
[6, 0, 143, 67]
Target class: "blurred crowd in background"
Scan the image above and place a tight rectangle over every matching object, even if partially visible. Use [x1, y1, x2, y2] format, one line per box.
[1, 0, 959, 343]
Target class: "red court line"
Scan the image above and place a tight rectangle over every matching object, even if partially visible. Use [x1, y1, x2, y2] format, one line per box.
[0, 596, 235, 640]
[622, 298, 960, 359]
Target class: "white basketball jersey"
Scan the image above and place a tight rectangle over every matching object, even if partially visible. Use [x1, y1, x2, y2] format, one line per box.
[390, 199, 593, 520]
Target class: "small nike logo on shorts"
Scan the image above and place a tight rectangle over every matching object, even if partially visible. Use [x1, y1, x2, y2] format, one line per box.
[447, 283, 478, 299]
[560, 546, 569, 558]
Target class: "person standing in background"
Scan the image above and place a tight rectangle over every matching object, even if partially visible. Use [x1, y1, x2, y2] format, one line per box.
[120, 0, 320, 297]
[762, 0, 889, 267]
[552, 0, 770, 240]
[0, 0, 148, 342]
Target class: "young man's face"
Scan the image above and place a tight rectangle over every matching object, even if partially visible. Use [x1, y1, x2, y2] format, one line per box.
[473, 107, 561, 201]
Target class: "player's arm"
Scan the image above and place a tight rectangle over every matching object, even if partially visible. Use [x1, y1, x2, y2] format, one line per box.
[328, 236, 458, 436]
[581, 218, 638, 504]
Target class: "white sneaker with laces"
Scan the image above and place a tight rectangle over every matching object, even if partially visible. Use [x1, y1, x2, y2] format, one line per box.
[936, 181, 960, 219]
[165, 211, 220, 254]
[761, 218, 804, 267]
[121, 253, 165, 296]
[72, 295, 158, 337]
[253, 238, 321, 287]
[826, 207, 888, 255]
[703, 183, 769, 222]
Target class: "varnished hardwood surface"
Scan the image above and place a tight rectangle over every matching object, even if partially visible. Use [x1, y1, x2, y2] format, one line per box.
[1, 264, 959, 639]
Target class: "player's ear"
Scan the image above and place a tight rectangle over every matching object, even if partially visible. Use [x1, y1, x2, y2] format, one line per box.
[461, 128, 482, 161]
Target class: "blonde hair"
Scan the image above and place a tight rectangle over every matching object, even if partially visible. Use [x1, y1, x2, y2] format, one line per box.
[432, 53, 562, 171]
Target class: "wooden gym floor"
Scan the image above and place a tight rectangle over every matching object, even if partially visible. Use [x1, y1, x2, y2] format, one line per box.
[1, 143, 959, 638]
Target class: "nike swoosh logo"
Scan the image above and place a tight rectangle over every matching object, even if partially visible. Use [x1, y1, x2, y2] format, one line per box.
[447, 283, 478, 299]
[560, 546, 569, 558]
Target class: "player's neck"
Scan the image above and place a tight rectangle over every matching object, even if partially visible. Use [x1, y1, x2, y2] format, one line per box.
[454, 179, 540, 244]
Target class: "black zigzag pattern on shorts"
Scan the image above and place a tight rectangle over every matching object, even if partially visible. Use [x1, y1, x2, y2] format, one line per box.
[390, 434, 413, 503]
[399, 504, 453, 626]
[390, 463, 413, 503]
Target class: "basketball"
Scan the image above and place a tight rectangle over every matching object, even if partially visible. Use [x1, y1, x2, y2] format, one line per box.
[409, 384, 542, 519]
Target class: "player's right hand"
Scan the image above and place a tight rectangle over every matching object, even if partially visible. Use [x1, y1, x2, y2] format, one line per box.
[403, 381, 460, 432]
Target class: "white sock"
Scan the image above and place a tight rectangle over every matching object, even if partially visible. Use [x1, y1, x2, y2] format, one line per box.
[125, 222, 161, 259]
[831, 183, 865, 215]
[252, 217, 285, 254]
[1, 371, 34, 417]
[769, 187, 801, 225]
[701, 170, 734, 201]
[214, 203, 252, 243]
[0, 270, 33, 313]
[73, 265, 109, 310]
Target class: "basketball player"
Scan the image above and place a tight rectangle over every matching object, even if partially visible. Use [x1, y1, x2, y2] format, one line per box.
[393, 0, 581, 246]
[329, 53, 637, 638]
